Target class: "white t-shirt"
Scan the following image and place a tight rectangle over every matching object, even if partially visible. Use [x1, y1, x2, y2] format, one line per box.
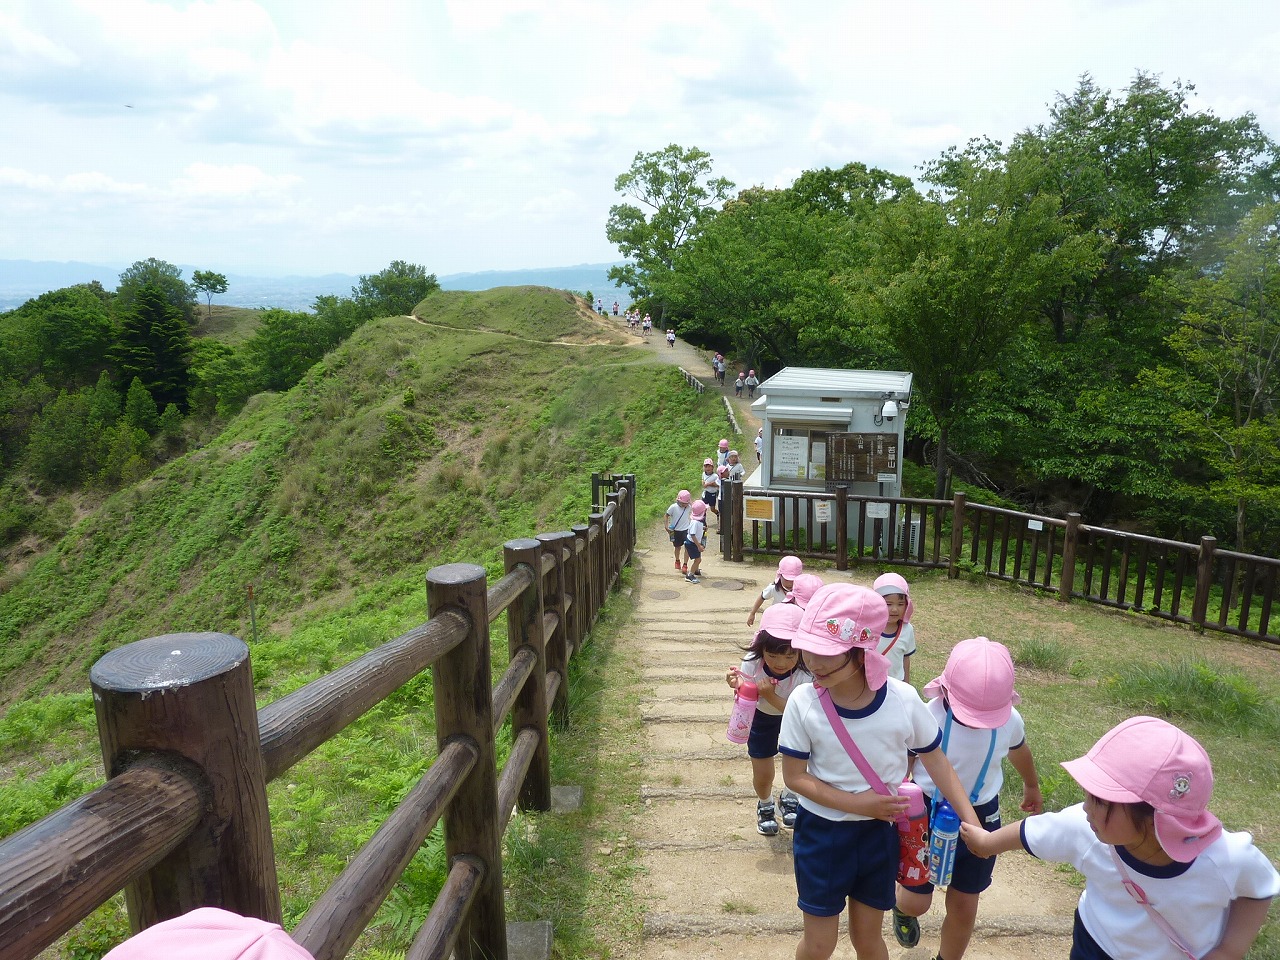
[912, 699, 1025, 807]
[727, 462, 745, 481]
[759, 583, 788, 607]
[1022, 804, 1280, 960]
[665, 502, 692, 532]
[877, 622, 917, 682]
[737, 657, 813, 717]
[700, 470, 720, 495]
[686, 517, 705, 546]
[779, 679, 942, 822]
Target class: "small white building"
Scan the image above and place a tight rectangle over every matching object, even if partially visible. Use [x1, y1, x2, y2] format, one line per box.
[748, 366, 913, 496]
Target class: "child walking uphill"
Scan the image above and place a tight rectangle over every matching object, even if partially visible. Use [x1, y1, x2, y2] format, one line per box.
[780, 583, 982, 960]
[964, 716, 1278, 960]
[726, 603, 814, 835]
[683, 500, 709, 583]
[873, 573, 917, 683]
[892, 637, 1043, 960]
[747, 555, 803, 626]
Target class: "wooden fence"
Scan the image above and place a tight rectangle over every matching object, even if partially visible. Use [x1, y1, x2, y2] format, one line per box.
[718, 480, 1279, 646]
[0, 475, 638, 960]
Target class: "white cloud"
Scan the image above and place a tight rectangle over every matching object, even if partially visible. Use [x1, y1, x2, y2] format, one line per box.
[171, 163, 300, 197]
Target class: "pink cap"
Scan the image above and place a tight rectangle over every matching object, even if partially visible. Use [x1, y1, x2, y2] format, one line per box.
[676, 490, 691, 505]
[691, 500, 708, 520]
[793, 584, 891, 689]
[717, 465, 729, 477]
[777, 555, 803, 580]
[719, 439, 729, 449]
[103, 908, 315, 960]
[873, 572, 913, 624]
[727, 450, 739, 458]
[1062, 716, 1222, 862]
[703, 458, 715, 467]
[758, 601, 804, 641]
[785, 573, 825, 608]
[922, 637, 1020, 729]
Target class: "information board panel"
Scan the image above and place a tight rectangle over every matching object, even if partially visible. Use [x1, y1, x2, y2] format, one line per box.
[773, 435, 809, 480]
[828, 433, 899, 484]
[744, 496, 778, 523]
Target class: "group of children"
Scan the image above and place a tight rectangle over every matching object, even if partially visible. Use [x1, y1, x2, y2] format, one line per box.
[665, 446, 748, 584]
[724, 555, 1278, 960]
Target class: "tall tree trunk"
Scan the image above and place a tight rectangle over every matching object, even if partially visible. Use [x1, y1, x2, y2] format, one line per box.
[933, 420, 949, 500]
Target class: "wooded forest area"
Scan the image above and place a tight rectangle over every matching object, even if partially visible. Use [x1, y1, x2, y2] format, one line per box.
[0, 259, 439, 555]
[607, 74, 1280, 557]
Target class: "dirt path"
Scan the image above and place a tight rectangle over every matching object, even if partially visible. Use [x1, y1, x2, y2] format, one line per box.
[612, 328, 1079, 958]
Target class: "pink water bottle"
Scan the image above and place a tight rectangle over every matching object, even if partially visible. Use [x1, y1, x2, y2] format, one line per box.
[726, 678, 759, 744]
[895, 781, 930, 885]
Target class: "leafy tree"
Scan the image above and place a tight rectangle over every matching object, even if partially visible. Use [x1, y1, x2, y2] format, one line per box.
[849, 141, 1104, 498]
[187, 338, 253, 419]
[246, 309, 333, 392]
[1144, 203, 1280, 552]
[351, 261, 439, 319]
[24, 390, 95, 487]
[111, 283, 193, 411]
[94, 420, 150, 487]
[117, 258, 198, 326]
[606, 144, 735, 321]
[1, 284, 114, 389]
[192, 270, 229, 322]
[124, 377, 159, 433]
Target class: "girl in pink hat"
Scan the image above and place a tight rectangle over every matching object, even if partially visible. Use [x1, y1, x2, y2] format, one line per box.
[684, 500, 709, 583]
[778, 583, 981, 960]
[873, 573, 917, 684]
[665, 490, 693, 574]
[747, 555, 803, 627]
[964, 716, 1278, 960]
[891, 638, 1044, 959]
[726, 603, 814, 836]
[700, 457, 721, 526]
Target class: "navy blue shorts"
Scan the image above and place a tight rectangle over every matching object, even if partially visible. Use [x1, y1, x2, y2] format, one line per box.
[703, 491, 718, 507]
[746, 709, 782, 759]
[793, 807, 897, 915]
[902, 795, 1001, 896]
[684, 538, 702, 560]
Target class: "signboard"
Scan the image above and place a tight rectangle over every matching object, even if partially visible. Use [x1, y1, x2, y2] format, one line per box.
[828, 433, 899, 484]
[811, 442, 827, 481]
[877, 472, 898, 484]
[866, 502, 890, 520]
[773, 435, 809, 480]
[744, 496, 778, 523]
[814, 500, 832, 524]
[1027, 519, 1044, 532]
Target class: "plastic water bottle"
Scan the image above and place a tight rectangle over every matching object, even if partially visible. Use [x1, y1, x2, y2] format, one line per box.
[725, 678, 759, 744]
[895, 782, 930, 886]
[929, 798, 960, 889]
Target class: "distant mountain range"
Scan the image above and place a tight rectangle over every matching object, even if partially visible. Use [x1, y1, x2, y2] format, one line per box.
[0, 260, 632, 312]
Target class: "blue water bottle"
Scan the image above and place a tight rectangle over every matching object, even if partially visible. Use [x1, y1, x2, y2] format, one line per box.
[928, 798, 960, 889]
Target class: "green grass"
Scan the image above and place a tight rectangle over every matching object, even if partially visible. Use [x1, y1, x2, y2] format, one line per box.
[1010, 637, 1076, 675]
[1105, 658, 1280, 737]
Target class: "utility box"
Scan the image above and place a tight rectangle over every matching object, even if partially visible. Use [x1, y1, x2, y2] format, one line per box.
[744, 367, 913, 548]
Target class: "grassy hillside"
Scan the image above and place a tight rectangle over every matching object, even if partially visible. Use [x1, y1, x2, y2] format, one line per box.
[0, 285, 732, 958]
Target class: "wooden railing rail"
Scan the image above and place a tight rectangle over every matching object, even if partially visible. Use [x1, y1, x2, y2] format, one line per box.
[726, 481, 1279, 645]
[0, 476, 638, 960]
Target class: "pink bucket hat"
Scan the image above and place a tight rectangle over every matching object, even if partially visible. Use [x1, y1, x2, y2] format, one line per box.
[690, 500, 708, 520]
[777, 555, 803, 580]
[872, 572, 913, 624]
[703, 458, 715, 467]
[103, 908, 315, 960]
[676, 489, 691, 505]
[758, 601, 804, 642]
[922, 637, 1020, 728]
[793, 584, 891, 689]
[719, 439, 730, 450]
[785, 573, 825, 608]
[1062, 716, 1222, 862]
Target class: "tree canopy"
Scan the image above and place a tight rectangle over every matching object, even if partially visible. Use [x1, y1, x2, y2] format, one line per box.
[351, 261, 439, 319]
[117, 258, 198, 326]
[192, 270, 229, 322]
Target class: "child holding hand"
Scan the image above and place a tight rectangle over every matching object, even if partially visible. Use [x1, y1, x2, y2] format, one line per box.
[963, 716, 1278, 960]
[726, 603, 813, 835]
[780, 583, 982, 960]
[892, 637, 1043, 960]
[747, 555, 802, 626]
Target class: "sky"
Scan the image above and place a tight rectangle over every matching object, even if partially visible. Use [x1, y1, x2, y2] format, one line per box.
[3, 0, 1280, 278]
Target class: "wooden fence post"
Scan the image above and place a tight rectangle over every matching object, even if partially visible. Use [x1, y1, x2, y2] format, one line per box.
[504, 539, 551, 812]
[836, 485, 849, 572]
[572, 524, 591, 643]
[589, 511, 606, 621]
[606, 490, 622, 587]
[722, 479, 738, 561]
[1060, 512, 1082, 601]
[426, 563, 506, 960]
[90, 632, 280, 930]
[1192, 536, 1217, 628]
[537, 531, 573, 721]
[948, 492, 967, 579]
[621, 474, 638, 558]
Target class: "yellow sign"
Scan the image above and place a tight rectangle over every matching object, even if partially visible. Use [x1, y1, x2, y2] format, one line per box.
[744, 496, 777, 523]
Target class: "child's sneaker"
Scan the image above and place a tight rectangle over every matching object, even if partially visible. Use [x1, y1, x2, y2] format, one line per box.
[756, 799, 779, 836]
[685, 574, 700, 584]
[778, 789, 799, 829]
[891, 907, 920, 948]
[681, 563, 688, 574]
[673, 560, 681, 570]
